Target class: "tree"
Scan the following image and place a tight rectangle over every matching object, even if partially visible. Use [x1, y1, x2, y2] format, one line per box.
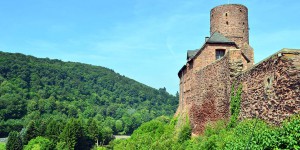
[24, 136, 54, 150]
[86, 118, 100, 146]
[23, 120, 39, 144]
[101, 127, 114, 145]
[6, 131, 23, 150]
[115, 120, 123, 134]
[60, 118, 92, 150]
[45, 119, 64, 142]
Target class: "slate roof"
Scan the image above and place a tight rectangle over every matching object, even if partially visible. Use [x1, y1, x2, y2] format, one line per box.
[178, 32, 237, 77]
[187, 49, 199, 60]
[206, 32, 235, 44]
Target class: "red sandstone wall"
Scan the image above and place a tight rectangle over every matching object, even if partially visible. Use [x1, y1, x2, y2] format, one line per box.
[189, 54, 231, 135]
[176, 48, 245, 134]
[193, 44, 236, 72]
[210, 4, 249, 48]
[176, 44, 237, 120]
[177, 49, 300, 135]
[236, 49, 300, 124]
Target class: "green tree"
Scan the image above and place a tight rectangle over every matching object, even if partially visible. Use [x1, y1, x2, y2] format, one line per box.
[6, 131, 23, 150]
[24, 136, 54, 150]
[86, 118, 100, 146]
[101, 127, 114, 145]
[24, 120, 39, 144]
[115, 120, 123, 133]
[60, 118, 92, 150]
[45, 119, 64, 142]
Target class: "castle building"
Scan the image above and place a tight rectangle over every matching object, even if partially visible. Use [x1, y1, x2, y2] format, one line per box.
[175, 4, 300, 135]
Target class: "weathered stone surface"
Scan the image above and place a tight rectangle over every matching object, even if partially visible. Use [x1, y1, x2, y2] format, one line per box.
[176, 2, 299, 136]
[236, 50, 300, 125]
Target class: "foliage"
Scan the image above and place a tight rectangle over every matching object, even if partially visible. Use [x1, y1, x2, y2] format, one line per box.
[86, 118, 100, 145]
[0, 142, 5, 150]
[23, 120, 39, 144]
[59, 118, 93, 150]
[24, 136, 54, 150]
[45, 118, 65, 143]
[178, 116, 191, 143]
[112, 116, 182, 150]
[0, 119, 23, 137]
[228, 84, 242, 128]
[6, 131, 23, 150]
[112, 115, 300, 150]
[100, 127, 114, 145]
[0, 51, 178, 137]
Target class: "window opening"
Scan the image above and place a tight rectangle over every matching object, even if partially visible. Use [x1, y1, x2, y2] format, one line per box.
[216, 49, 226, 60]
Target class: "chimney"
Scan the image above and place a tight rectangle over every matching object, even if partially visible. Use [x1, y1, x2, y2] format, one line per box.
[205, 37, 209, 42]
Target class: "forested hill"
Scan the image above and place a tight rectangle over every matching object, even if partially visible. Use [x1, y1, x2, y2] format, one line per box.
[0, 51, 178, 137]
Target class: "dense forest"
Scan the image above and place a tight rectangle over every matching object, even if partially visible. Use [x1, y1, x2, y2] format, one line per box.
[0, 51, 178, 149]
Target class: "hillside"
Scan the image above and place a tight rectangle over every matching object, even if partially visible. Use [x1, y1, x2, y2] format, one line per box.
[0, 51, 178, 137]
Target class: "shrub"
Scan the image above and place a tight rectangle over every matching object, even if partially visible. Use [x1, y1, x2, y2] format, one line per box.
[24, 136, 54, 150]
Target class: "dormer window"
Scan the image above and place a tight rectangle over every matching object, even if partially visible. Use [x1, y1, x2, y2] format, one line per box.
[216, 49, 225, 60]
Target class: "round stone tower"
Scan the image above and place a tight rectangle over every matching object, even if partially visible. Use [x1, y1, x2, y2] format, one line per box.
[210, 4, 249, 48]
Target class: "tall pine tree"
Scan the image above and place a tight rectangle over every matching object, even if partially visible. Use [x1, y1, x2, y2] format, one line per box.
[6, 131, 23, 150]
[60, 118, 92, 150]
[23, 120, 39, 144]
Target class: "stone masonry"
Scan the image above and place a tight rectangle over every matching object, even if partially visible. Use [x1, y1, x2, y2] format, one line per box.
[175, 4, 300, 135]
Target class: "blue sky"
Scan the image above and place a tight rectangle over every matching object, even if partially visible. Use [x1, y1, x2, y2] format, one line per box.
[0, 0, 299, 95]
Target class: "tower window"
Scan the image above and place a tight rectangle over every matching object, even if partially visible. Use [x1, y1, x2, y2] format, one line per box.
[225, 13, 228, 17]
[226, 21, 229, 25]
[216, 49, 225, 60]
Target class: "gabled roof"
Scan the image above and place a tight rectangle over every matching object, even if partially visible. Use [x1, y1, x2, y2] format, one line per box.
[187, 49, 199, 60]
[206, 32, 235, 44]
[178, 32, 237, 77]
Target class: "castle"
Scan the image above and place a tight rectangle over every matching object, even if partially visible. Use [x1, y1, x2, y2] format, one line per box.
[175, 4, 300, 135]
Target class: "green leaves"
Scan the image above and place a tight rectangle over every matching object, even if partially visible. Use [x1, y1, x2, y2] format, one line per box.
[112, 115, 300, 150]
[6, 131, 23, 150]
[228, 84, 242, 128]
[0, 51, 178, 137]
[24, 136, 54, 150]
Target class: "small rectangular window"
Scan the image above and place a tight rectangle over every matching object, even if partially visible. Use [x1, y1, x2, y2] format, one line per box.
[216, 49, 225, 60]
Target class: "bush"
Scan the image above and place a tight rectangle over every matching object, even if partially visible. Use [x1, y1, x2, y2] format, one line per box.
[178, 120, 191, 143]
[24, 136, 54, 150]
[0, 142, 6, 150]
[112, 115, 300, 150]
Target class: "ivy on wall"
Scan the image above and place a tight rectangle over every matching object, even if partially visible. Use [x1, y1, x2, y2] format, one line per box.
[228, 83, 242, 128]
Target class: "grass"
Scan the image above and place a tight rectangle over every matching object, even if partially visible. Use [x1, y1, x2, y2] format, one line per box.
[0, 142, 5, 150]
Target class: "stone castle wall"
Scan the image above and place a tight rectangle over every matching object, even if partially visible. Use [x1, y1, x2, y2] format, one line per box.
[176, 49, 300, 135]
[193, 44, 236, 72]
[189, 52, 231, 135]
[176, 3, 299, 135]
[235, 49, 300, 125]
